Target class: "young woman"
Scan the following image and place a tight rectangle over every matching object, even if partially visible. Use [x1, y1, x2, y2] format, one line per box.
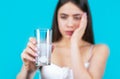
[17, 0, 109, 79]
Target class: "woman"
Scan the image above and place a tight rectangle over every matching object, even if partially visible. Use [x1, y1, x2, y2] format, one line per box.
[17, 0, 109, 79]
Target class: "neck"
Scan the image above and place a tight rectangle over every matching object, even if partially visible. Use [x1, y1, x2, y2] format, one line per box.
[60, 38, 71, 48]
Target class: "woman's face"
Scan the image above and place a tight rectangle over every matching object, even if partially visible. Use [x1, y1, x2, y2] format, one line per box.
[57, 2, 84, 39]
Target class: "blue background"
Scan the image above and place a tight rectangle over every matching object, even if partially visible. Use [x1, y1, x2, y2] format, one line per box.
[0, 0, 120, 79]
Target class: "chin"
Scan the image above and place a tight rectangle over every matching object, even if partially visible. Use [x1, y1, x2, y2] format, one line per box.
[65, 35, 72, 39]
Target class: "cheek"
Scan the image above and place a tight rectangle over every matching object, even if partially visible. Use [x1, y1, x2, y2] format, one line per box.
[58, 19, 66, 28]
[58, 24, 64, 35]
[58, 19, 66, 30]
[75, 22, 80, 29]
[58, 19, 66, 35]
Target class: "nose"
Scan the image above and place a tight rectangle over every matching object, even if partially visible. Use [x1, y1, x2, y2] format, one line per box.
[67, 18, 74, 28]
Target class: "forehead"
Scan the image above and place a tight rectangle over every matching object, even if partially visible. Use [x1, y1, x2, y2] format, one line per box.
[58, 2, 84, 14]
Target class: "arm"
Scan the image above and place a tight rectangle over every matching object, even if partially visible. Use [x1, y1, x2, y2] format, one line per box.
[17, 37, 38, 79]
[70, 43, 109, 79]
[70, 13, 109, 79]
[87, 44, 109, 79]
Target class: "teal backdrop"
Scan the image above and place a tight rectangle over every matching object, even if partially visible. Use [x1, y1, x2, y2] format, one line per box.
[0, 0, 120, 79]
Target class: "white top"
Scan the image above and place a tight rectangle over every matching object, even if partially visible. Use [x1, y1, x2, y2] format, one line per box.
[41, 45, 94, 79]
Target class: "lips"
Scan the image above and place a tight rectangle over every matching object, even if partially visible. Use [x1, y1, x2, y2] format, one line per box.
[65, 31, 74, 36]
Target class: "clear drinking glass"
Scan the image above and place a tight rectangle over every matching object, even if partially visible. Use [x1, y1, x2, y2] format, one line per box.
[34, 28, 52, 66]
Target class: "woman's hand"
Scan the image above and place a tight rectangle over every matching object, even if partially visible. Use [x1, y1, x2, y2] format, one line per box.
[21, 37, 39, 72]
[71, 13, 87, 44]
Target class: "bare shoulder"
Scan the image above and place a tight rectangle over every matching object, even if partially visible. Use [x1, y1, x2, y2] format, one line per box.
[94, 44, 109, 53]
[93, 44, 110, 58]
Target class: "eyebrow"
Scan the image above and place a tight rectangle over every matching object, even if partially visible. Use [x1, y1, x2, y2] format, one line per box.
[60, 13, 82, 16]
[60, 13, 68, 16]
[73, 14, 82, 16]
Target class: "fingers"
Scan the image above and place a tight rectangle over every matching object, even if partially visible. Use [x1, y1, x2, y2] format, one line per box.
[21, 37, 38, 62]
[27, 41, 37, 52]
[77, 13, 87, 36]
[26, 47, 38, 57]
[29, 37, 37, 45]
[82, 13, 87, 28]
[78, 13, 87, 30]
[21, 49, 36, 62]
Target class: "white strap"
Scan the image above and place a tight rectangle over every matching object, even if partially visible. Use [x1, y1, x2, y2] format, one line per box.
[88, 45, 94, 62]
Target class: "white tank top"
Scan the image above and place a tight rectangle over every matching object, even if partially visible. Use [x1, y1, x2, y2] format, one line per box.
[41, 45, 94, 79]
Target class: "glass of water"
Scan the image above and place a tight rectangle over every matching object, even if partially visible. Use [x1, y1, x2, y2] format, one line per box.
[34, 28, 52, 66]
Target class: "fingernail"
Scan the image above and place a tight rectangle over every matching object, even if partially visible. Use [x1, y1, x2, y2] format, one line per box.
[52, 45, 55, 48]
[33, 41, 36, 44]
[35, 47, 37, 51]
[84, 13, 87, 16]
[35, 53, 38, 56]
[33, 59, 36, 61]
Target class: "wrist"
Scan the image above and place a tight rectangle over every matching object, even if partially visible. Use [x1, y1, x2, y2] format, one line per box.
[21, 65, 36, 79]
[22, 64, 36, 74]
[71, 42, 79, 47]
[70, 43, 80, 54]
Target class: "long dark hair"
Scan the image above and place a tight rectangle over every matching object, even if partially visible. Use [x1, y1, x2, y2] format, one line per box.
[52, 0, 94, 44]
